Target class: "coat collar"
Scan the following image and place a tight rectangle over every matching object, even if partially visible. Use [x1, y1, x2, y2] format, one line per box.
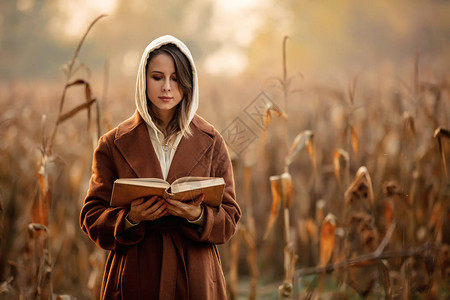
[114, 111, 215, 183]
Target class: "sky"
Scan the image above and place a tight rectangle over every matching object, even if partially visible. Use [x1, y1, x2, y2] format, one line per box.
[50, 0, 265, 76]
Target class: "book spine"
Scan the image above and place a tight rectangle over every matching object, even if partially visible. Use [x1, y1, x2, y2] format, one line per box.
[163, 189, 175, 199]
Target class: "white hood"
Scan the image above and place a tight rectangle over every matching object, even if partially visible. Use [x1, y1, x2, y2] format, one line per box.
[135, 35, 199, 137]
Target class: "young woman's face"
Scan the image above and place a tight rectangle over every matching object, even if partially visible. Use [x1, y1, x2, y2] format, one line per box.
[146, 53, 184, 119]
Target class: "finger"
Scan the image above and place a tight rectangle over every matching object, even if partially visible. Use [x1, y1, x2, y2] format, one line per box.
[165, 198, 179, 207]
[136, 195, 159, 210]
[164, 201, 182, 216]
[164, 202, 179, 213]
[165, 198, 191, 208]
[166, 207, 181, 217]
[165, 202, 187, 216]
[192, 194, 205, 205]
[145, 200, 166, 215]
[150, 204, 168, 219]
[144, 201, 168, 220]
[130, 198, 145, 207]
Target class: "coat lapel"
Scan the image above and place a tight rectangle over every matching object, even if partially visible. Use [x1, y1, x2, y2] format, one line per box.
[114, 112, 164, 179]
[113, 112, 214, 182]
[166, 117, 214, 183]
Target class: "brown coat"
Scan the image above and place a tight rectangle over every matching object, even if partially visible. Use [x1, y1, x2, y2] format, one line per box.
[80, 111, 241, 300]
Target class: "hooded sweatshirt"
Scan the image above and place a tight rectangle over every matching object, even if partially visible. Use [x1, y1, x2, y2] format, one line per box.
[135, 35, 199, 180]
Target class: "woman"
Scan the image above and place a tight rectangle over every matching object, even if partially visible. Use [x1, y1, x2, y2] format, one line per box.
[80, 35, 241, 300]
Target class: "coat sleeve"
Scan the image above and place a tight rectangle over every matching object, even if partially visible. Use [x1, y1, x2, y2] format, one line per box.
[181, 134, 241, 244]
[80, 134, 145, 251]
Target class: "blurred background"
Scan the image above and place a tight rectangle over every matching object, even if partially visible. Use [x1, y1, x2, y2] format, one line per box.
[3, 0, 450, 82]
[1, 0, 449, 299]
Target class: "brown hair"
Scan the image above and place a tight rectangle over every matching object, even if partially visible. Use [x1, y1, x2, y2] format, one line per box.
[146, 43, 193, 144]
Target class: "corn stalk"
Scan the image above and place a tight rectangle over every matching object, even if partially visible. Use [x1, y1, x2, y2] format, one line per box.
[228, 164, 259, 300]
[25, 14, 106, 300]
[262, 36, 316, 299]
[28, 223, 52, 300]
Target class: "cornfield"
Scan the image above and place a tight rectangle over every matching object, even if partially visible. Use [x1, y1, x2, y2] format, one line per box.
[1, 15, 449, 300]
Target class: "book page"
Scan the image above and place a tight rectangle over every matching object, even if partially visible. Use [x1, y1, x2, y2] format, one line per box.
[171, 177, 225, 193]
[171, 176, 215, 185]
[115, 178, 170, 189]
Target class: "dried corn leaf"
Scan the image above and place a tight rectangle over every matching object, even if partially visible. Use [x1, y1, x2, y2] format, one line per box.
[385, 200, 394, 230]
[27, 223, 52, 298]
[34, 174, 49, 225]
[306, 138, 316, 170]
[434, 127, 450, 139]
[262, 103, 287, 143]
[281, 172, 292, 208]
[57, 79, 88, 119]
[85, 82, 92, 129]
[285, 130, 314, 168]
[306, 217, 319, 244]
[264, 176, 282, 239]
[344, 166, 374, 207]
[32, 159, 51, 225]
[350, 125, 358, 156]
[315, 199, 326, 225]
[66, 79, 87, 88]
[402, 111, 416, 137]
[37, 162, 48, 197]
[263, 107, 272, 138]
[319, 214, 337, 267]
[428, 201, 443, 234]
[269, 103, 287, 119]
[40, 114, 49, 153]
[434, 127, 450, 178]
[333, 149, 349, 188]
[57, 99, 96, 125]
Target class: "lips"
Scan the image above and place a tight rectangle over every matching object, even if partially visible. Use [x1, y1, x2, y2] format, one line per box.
[159, 96, 172, 102]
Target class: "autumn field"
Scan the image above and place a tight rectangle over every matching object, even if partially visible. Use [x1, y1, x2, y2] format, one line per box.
[1, 5, 450, 299]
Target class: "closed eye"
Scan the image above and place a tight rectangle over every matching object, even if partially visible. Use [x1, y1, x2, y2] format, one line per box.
[151, 75, 163, 81]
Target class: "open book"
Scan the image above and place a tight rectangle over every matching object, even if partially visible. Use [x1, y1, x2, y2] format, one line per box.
[110, 176, 225, 207]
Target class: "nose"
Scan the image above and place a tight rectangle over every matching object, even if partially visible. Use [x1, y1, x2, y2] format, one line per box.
[162, 78, 171, 91]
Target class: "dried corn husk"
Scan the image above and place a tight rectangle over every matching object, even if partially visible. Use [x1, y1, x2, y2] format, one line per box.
[319, 214, 337, 267]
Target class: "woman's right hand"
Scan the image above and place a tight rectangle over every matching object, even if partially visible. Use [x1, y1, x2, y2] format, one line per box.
[127, 195, 167, 223]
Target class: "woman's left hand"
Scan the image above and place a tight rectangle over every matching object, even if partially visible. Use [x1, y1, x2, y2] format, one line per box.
[165, 194, 205, 220]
